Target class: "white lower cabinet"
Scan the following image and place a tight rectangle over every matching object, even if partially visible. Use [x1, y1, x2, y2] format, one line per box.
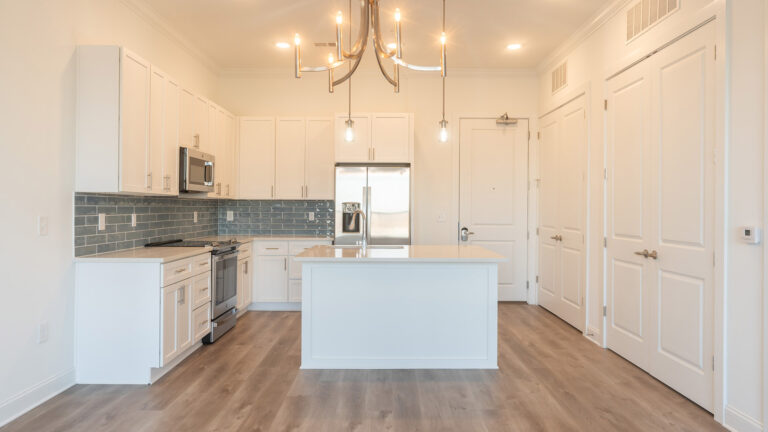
[252, 239, 332, 309]
[75, 252, 211, 384]
[237, 243, 253, 316]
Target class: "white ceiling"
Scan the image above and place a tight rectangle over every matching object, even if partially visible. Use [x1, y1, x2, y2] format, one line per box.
[136, 0, 613, 72]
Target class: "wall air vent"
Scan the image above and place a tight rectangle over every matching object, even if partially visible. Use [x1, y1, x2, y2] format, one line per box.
[313, 42, 337, 47]
[551, 62, 567, 94]
[626, 0, 679, 42]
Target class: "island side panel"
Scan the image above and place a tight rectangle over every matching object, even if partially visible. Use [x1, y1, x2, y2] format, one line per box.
[301, 261, 498, 369]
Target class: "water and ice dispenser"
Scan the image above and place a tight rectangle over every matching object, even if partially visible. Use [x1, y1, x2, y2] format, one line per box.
[342, 202, 362, 233]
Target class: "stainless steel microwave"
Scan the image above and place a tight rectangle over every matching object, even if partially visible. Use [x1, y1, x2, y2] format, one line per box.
[179, 147, 215, 193]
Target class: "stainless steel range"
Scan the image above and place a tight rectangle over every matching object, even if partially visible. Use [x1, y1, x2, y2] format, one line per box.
[146, 238, 241, 343]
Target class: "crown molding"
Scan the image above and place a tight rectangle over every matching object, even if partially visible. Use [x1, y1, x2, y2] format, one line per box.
[218, 66, 537, 79]
[119, 0, 221, 75]
[536, 0, 634, 73]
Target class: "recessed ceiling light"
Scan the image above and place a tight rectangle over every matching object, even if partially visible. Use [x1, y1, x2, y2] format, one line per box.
[507, 43, 522, 50]
[276, 42, 291, 49]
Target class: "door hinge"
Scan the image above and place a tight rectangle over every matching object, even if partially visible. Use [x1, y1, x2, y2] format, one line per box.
[536, 227, 540, 235]
[603, 306, 607, 317]
[603, 237, 607, 248]
[604, 99, 608, 111]
[535, 275, 539, 283]
[537, 131, 541, 140]
[714, 45, 717, 60]
[604, 168, 607, 180]
[526, 281, 530, 290]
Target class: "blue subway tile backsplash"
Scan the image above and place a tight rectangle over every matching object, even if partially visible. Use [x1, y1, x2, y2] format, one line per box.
[73, 193, 334, 257]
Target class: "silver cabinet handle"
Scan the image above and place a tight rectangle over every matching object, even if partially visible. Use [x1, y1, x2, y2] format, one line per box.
[194, 133, 200, 148]
[284, 257, 287, 270]
[265, 247, 279, 250]
[305, 185, 309, 197]
[271, 185, 274, 198]
[175, 268, 186, 274]
[199, 261, 207, 267]
[178, 285, 185, 304]
[372, 147, 375, 160]
[226, 184, 230, 196]
[244, 261, 248, 274]
[147, 173, 153, 190]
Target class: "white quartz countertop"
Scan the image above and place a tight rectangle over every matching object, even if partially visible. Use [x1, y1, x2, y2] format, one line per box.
[294, 245, 507, 263]
[74, 246, 212, 264]
[193, 235, 333, 242]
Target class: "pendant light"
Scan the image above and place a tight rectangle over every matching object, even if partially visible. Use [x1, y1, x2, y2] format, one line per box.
[344, 0, 355, 143]
[438, 0, 448, 143]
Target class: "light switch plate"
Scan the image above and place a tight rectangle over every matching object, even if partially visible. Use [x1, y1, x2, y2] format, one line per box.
[38, 216, 49, 236]
[227, 211, 234, 221]
[98, 213, 106, 231]
[193, 211, 198, 223]
[308, 212, 315, 221]
[131, 213, 137, 227]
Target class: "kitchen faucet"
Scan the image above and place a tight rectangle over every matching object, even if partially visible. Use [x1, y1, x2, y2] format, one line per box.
[352, 208, 367, 249]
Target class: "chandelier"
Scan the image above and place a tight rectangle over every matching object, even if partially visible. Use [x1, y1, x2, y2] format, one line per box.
[293, 0, 449, 142]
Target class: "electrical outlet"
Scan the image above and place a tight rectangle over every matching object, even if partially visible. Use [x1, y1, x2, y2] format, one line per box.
[98, 213, 106, 231]
[131, 213, 137, 227]
[227, 211, 234, 222]
[308, 212, 315, 221]
[193, 211, 198, 223]
[38, 216, 49, 236]
[38, 322, 49, 344]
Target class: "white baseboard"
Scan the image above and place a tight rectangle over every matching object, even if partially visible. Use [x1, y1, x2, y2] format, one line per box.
[0, 368, 76, 428]
[724, 405, 763, 432]
[250, 302, 301, 311]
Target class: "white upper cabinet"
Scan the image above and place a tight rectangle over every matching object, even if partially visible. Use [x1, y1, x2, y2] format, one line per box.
[335, 114, 371, 163]
[305, 118, 335, 199]
[76, 46, 150, 194]
[276, 118, 307, 199]
[334, 113, 412, 163]
[162, 77, 180, 195]
[239, 117, 276, 199]
[371, 113, 412, 163]
[149, 66, 180, 196]
[194, 96, 211, 154]
[178, 88, 196, 150]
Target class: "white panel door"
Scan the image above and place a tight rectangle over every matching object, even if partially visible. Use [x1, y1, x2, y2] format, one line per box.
[647, 23, 714, 411]
[275, 118, 306, 199]
[239, 118, 275, 199]
[605, 22, 714, 411]
[254, 256, 288, 302]
[606, 61, 652, 369]
[538, 95, 588, 331]
[335, 114, 371, 162]
[119, 49, 150, 193]
[459, 118, 528, 301]
[305, 118, 335, 199]
[371, 113, 410, 162]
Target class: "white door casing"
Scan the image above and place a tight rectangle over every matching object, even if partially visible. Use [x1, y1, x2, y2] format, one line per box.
[605, 22, 715, 411]
[459, 118, 528, 301]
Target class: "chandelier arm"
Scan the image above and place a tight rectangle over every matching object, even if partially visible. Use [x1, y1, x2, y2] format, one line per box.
[340, 0, 370, 60]
[332, 52, 365, 87]
[390, 57, 442, 72]
[370, 0, 396, 59]
[373, 49, 398, 87]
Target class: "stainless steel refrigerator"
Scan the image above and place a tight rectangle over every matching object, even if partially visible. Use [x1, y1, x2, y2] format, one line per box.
[335, 164, 411, 246]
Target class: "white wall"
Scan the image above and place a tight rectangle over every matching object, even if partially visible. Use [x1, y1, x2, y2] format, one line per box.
[536, 0, 764, 430]
[0, 0, 218, 425]
[215, 59, 539, 246]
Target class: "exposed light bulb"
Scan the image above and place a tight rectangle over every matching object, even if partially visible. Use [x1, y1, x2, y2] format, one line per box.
[387, 42, 397, 51]
[506, 43, 522, 50]
[394, 8, 401, 22]
[328, 53, 335, 64]
[440, 32, 446, 45]
[336, 11, 343, 24]
[294, 34, 301, 45]
[275, 42, 290, 49]
[345, 119, 355, 142]
[438, 119, 448, 143]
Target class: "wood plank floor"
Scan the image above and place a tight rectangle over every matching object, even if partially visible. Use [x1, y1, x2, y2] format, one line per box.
[2, 304, 724, 432]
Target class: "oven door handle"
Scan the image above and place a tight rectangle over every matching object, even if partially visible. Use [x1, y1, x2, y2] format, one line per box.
[213, 251, 239, 262]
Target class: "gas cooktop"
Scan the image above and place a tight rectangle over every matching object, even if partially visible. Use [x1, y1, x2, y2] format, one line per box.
[144, 238, 242, 250]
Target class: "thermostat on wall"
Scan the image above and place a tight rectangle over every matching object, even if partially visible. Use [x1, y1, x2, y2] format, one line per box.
[741, 226, 762, 244]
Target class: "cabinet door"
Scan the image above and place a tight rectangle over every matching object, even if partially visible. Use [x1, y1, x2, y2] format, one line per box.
[288, 279, 302, 303]
[162, 78, 180, 195]
[224, 112, 236, 198]
[149, 67, 165, 193]
[254, 256, 288, 302]
[161, 284, 179, 365]
[239, 118, 275, 199]
[371, 114, 410, 162]
[275, 118, 306, 199]
[176, 281, 193, 352]
[209, 107, 227, 198]
[119, 49, 151, 193]
[179, 88, 196, 149]
[192, 304, 211, 342]
[194, 96, 210, 153]
[238, 257, 252, 310]
[305, 118, 335, 199]
[335, 114, 371, 163]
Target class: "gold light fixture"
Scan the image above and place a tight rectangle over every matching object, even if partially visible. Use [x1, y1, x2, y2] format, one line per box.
[293, 0, 449, 141]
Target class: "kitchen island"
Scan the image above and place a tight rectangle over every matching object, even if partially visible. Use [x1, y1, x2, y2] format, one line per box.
[294, 245, 505, 369]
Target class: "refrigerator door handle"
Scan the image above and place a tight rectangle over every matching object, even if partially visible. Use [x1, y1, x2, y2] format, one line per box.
[365, 185, 372, 246]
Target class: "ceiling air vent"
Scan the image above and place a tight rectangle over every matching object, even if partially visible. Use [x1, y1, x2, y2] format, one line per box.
[551, 62, 567, 94]
[626, 0, 679, 42]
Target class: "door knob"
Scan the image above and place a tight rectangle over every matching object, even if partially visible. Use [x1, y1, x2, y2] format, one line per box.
[460, 227, 475, 242]
[550, 235, 559, 241]
[648, 250, 658, 260]
[634, 249, 650, 258]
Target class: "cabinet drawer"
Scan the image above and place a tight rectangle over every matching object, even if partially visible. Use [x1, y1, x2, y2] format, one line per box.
[238, 242, 252, 259]
[288, 240, 331, 256]
[191, 272, 211, 309]
[255, 241, 288, 255]
[191, 254, 211, 275]
[192, 304, 211, 342]
[162, 258, 193, 286]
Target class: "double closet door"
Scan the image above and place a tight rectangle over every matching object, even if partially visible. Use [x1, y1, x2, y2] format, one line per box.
[605, 22, 715, 411]
[538, 95, 588, 332]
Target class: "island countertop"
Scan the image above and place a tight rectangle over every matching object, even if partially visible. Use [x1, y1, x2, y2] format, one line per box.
[294, 245, 506, 263]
